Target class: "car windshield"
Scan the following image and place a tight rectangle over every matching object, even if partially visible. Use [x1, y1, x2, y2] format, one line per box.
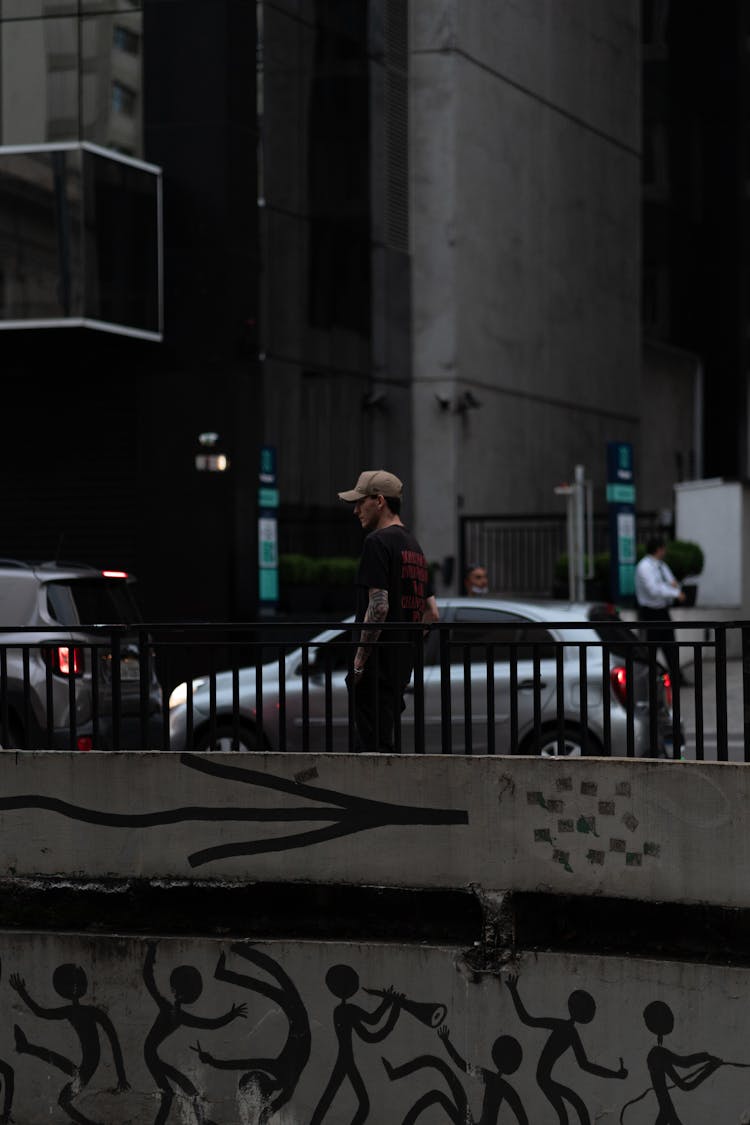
[46, 579, 144, 626]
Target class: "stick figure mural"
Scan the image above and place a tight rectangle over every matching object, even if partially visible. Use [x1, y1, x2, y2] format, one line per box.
[143, 941, 247, 1125]
[619, 1000, 723, 1124]
[9, 963, 127, 1125]
[309, 964, 404, 1125]
[190, 943, 310, 1124]
[383, 1023, 528, 1124]
[505, 973, 627, 1125]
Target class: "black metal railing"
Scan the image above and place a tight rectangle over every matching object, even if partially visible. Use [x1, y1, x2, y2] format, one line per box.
[0, 619, 748, 761]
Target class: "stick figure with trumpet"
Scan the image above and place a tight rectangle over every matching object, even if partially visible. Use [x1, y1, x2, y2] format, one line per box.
[310, 965, 447, 1124]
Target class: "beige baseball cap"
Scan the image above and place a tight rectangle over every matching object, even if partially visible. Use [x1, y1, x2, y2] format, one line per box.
[338, 470, 403, 502]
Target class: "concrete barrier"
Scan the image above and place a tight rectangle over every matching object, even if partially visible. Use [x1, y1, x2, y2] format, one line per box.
[0, 750, 748, 1122]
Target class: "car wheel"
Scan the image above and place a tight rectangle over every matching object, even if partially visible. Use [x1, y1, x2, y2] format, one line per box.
[523, 725, 600, 758]
[195, 723, 264, 753]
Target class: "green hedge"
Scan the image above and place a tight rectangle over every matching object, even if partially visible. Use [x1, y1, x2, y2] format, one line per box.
[279, 554, 358, 586]
[554, 539, 704, 586]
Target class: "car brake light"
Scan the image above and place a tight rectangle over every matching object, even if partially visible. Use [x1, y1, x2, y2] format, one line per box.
[101, 570, 128, 579]
[662, 671, 673, 709]
[77, 736, 93, 752]
[52, 646, 84, 677]
[610, 665, 627, 707]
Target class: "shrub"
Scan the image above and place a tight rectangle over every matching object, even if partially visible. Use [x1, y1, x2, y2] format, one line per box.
[279, 554, 358, 586]
[663, 539, 704, 582]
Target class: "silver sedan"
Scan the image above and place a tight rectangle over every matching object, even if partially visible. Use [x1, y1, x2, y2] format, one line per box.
[167, 597, 679, 757]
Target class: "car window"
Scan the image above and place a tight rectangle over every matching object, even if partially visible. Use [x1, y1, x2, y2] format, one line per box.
[448, 608, 556, 664]
[46, 580, 143, 626]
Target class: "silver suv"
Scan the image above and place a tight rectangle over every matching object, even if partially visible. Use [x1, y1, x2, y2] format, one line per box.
[0, 559, 163, 750]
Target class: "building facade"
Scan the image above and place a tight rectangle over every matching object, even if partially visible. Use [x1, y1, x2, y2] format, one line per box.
[0, 1, 716, 616]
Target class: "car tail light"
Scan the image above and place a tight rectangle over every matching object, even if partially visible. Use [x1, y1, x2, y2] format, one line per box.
[661, 671, 673, 709]
[101, 570, 128, 579]
[50, 646, 84, 677]
[610, 665, 627, 707]
[76, 736, 93, 752]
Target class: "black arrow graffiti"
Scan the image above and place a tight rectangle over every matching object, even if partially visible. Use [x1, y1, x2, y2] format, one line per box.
[0, 753, 469, 867]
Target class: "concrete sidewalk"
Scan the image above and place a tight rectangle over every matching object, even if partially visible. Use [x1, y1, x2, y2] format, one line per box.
[674, 654, 747, 760]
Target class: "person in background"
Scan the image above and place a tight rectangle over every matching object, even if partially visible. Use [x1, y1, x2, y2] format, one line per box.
[338, 469, 439, 752]
[464, 562, 489, 597]
[634, 536, 688, 686]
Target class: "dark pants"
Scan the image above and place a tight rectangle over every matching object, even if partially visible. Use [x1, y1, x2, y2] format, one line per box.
[351, 666, 408, 752]
[639, 606, 681, 684]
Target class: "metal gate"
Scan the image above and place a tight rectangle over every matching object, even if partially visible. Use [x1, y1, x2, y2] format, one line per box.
[459, 512, 663, 598]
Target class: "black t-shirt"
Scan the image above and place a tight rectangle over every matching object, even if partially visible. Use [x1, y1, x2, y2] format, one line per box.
[355, 524, 433, 683]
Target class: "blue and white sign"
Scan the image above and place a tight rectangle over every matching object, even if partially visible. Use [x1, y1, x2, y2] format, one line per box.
[606, 441, 636, 600]
[258, 445, 279, 607]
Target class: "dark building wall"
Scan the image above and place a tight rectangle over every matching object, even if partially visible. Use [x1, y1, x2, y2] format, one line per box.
[642, 0, 748, 482]
[0, 1, 260, 622]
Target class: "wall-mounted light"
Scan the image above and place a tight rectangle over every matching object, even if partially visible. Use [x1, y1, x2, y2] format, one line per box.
[196, 431, 229, 472]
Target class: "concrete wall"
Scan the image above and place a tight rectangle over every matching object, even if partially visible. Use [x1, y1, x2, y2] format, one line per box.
[1, 750, 748, 906]
[1, 934, 749, 1124]
[2, 751, 750, 1121]
[410, 0, 644, 569]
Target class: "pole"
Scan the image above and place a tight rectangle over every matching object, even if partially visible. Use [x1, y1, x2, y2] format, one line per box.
[574, 464, 586, 601]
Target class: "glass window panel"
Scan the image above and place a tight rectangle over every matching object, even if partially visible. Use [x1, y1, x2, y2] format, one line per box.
[0, 148, 85, 319]
[82, 149, 160, 333]
[81, 13, 143, 155]
[0, 145, 161, 337]
[1, 17, 78, 145]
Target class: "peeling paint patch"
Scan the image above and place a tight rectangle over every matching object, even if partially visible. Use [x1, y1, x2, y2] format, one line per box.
[555, 777, 573, 791]
[558, 820, 574, 833]
[547, 799, 564, 813]
[580, 781, 597, 796]
[586, 850, 605, 865]
[534, 828, 554, 844]
[552, 849, 573, 872]
[610, 838, 626, 853]
[644, 841, 661, 858]
[626, 852, 643, 866]
[598, 801, 615, 816]
[615, 781, 631, 796]
[527, 791, 546, 808]
[622, 812, 639, 832]
[576, 816, 598, 837]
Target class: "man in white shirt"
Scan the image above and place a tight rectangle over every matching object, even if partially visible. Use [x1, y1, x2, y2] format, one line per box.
[635, 536, 687, 685]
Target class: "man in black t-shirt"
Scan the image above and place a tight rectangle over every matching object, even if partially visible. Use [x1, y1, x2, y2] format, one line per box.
[338, 470, 439, 751]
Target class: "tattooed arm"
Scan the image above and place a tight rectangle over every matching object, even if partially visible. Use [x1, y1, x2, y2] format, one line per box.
[353, 587, 389, 677]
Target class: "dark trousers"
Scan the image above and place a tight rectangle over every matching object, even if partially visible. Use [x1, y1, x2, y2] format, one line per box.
[351, 667, 408, 752]
[639, 606, 681, 683]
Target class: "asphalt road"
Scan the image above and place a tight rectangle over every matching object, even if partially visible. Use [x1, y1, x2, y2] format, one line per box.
[675, 656, 748, 762]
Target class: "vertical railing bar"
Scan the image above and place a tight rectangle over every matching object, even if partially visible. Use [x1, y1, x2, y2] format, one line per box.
[139, 628, 150, 751]
[440, 627, 452, 754]
[486, 644, 495, 755]
[578, 643, 589, 756]
[694, 643, 704, 761]
[111, 632, 121, 752]
[743, 627, 750, 763]
[715, 626, 728, 762]
[509, 642, 519, 753]
[277, 646, 287, 753]
[602, 643, 611, 755]
[301, 644, 310, 753]
[555, 644, 565, 756]
[463, 646, 472, 755]
[413, 628, 425, 754]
